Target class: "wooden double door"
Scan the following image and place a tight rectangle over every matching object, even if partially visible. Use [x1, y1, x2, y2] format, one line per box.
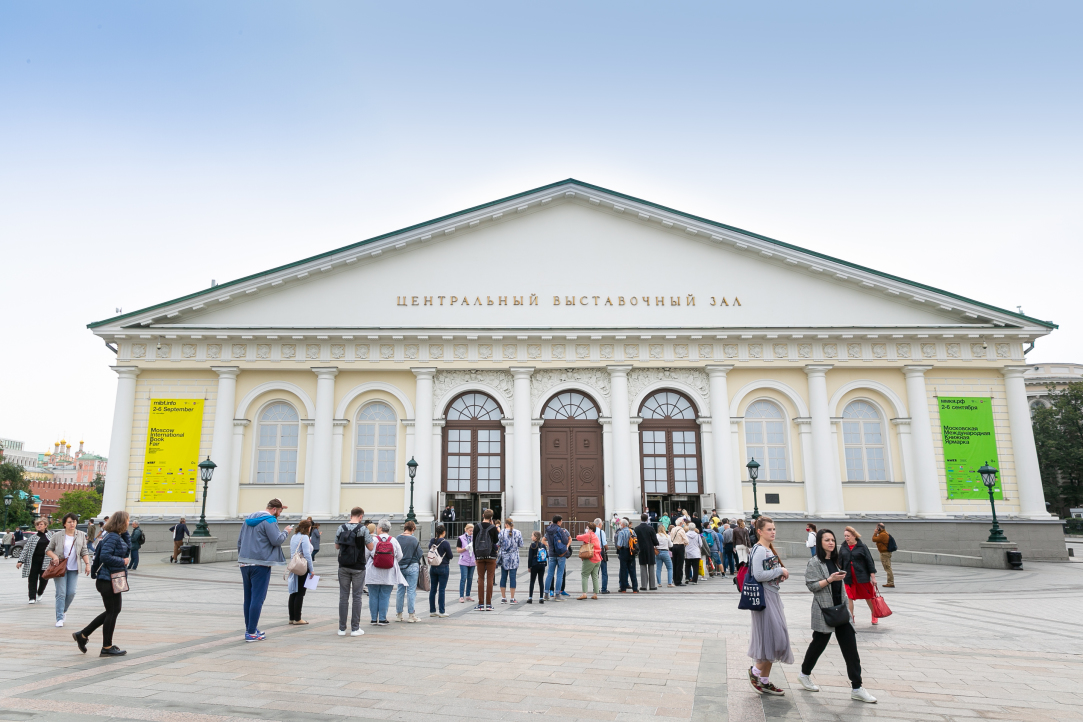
[540, 422, 604, 524]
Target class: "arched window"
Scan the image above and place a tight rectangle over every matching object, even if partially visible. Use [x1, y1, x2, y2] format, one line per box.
[639, 390, 701, 495]
[842, 401, 886, 481]
[543, 392, 599, 420]
[355, 402, 397, 483]
[745, 400, 788, 481]
[257, 402, 299, 484]
[444, 392, 504, 493]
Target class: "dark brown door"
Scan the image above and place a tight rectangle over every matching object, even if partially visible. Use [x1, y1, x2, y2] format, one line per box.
[541, 423, 604, 524]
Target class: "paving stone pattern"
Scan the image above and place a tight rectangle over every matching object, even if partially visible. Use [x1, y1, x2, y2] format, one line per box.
[1, 554, 1081, 722]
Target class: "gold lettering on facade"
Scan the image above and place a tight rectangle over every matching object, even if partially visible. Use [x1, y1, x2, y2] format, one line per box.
[450, 296, 457, 305]
[529, 294, 538, 305]
[630, 296, 637, 305]
[670, 296, 680, 306]
[656, 297, 665, 306]
[686, 294, 695, 306]
[438, 296, 446, 305]
[395, 293, 741, 309]
[397, 296, 407, 306]
[412, 296, 419, 306]
[487, 296, 494, 305]
[514, 296, 523, 305]
[499, 296, 507, 305]
[474, 297, 482, 305]
[579, 296, 587, 305]
[424, 296, 433, 305]
[605, 297, 613, 306]
[566, 296, 576, 305]
[733, 297, 741, 306]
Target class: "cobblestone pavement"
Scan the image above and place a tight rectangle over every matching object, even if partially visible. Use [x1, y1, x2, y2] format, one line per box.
[1, 553, 1081, 722]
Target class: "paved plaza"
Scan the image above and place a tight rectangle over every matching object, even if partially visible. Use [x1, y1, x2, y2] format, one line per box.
[2, 553, 1081, 722]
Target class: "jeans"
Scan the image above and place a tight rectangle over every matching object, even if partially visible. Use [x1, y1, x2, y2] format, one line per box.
[81, 578, 122, 648]
[710, 551, 722, 572]
[240, 565, 272, 635]
[396, 563, 419, 615]
[545, 556, 566, 597]
[476, 558, 497, 606]
[723, 544, 736, 574]
[672, 545, 685, 585]
[128, 547, 140, 570]
[802, 622, 862, 689]
[338, 567, 365, 631]
[810, 547, 816, 557]
[369, 584, 393, 622]
[499, 566, 518, 591]
[580, 560, 599, 594]
[618, 549, 638, 591]
[600, 555, 609, 591]
[429, 565, 449, 613]
[639, 562, 656, 590]
[54, 569, 79, 621]
[288, 586, 306, 621]
[656, 550, 673, 585]
[458, 564, 475, 598]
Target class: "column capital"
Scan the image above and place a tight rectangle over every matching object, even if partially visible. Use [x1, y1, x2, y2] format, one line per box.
[792, 416, 813, 426]
[1001, 365, 1030, 379]
[902, 364, 934, 377]
[312, 366, 339, 379]
[695, 417, 712, 427]
[411, 367, 437, 379]
[704, 364, 735, 377]
[111, 365, 142, 379]
[501, 419, 516, 428]
[803, 364, 834, 376]
[332, 418, 350, 426]
[606, 364, 633, 377]
[629, 416, 644, 427]
[232, 419, 251, 428]
[509, 366, 536, 379]
[531, 419, 545, 427]
[210, 365, 241, 379]
[890, 417, 912, 427]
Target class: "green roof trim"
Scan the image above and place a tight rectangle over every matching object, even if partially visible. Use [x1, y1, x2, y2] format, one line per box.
[88, 178, 1057, 330]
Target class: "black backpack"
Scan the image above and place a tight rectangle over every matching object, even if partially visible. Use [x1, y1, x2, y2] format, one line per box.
[474, 523, 494, 558]
[886, 534, 898, 553]
[336, 524, 366, 568]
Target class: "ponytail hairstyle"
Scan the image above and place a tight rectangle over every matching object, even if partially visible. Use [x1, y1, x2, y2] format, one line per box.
[753, 515, 784, 568]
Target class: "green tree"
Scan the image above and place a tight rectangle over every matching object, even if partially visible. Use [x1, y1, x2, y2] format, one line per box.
[92, 472, 105, 496]
[55, 489, 103, 524]
[1032, 382, 1083, 517]
[0, 463, 34, 530]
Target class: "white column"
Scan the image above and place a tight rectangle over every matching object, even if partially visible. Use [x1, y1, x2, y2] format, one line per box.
[308, 367, 338, 516]
[902, 365, 945, 517]
[301, 421, 315, 512]
[206, 366, 240, 519]
[532, 420, 544, 522]
[1003, 366, 1051, 518]
[229, 419, 249, 517]
[607, 365, 636, 516]
[510, 367, 537, 521]
[100, 366, 140, 516]
[697, 418, 713, 507]
[804, 364, 845, 516]
[630, 417, 644, 513]
[401, 420, 415, 515]
[412, 368, 437, 521]
[794, 418, 814, 513]
[330, 419, 349, 517]
[430, 420, 444, 520]
[706, 364, 739, 516]
[830, 418, 844, 484]
[600, 418, 614, 520]
[501, 419, 516, 515]
[891, 418, 917, 514]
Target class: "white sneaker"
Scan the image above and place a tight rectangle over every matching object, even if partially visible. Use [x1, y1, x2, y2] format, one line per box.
[337, 630, 346, 636]
[407, 614, 418, 623]
[350, 629, 365, 636]
[851, 688, 877, 703]
[797, 674, 819, 692]
[437, 612, 449, 618]
[430, 612, 439, 617]
[55, 620, 64, 628]
[395, 613, 403, 622]
[28, 600, 35, 605]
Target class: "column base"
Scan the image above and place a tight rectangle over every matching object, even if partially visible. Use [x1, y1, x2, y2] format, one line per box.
[913, 512, 952, 519]
[187, 536, 219, 564]
[979, 541, 1019, 569]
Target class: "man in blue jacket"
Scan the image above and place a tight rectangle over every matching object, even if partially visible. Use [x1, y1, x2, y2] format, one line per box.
[237, 498, 292, 642]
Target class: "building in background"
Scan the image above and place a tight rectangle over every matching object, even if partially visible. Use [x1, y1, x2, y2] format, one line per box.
[1, 438, 107, 519]
[1025, 363, 1083, 411]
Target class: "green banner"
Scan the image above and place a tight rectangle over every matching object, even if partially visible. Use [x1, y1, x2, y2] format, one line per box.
[938, 397, 1002, 500]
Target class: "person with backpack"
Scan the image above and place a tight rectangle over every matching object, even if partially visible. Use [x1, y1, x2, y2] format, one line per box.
[634, 514, 658, 591]
[427, 524, 452, 617]
[237, 498, 293, 642]
[366, 520, 404, 626]
[127, 520, 145, 571]
[395, 520, 423, 623]
[668, 521, 687, 586]
[615, 518, 639, 593]
[575, 521, 602, 599]
[335, 507, 373, 636]
[871, 523, 895, 588]
[746, 515, 792, 696]
[544, 516, 570, 601]
[456, 523, 476, 604]
[287, 519, 314, 626]
[526, 531, 547, 604]
[472, 509, 500, 611]
[498, 519, 524, 604]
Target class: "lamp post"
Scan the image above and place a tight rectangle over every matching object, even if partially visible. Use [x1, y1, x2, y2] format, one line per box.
[406, 457, 418, 523]
[746, 458, 761, 520]
[3, 493, 12, 530]
[193, 457, 217, 538]
[979, 462, 1009, 543]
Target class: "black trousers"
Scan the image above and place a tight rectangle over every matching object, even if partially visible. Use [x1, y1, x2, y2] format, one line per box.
[685, 556, 700, 584]
[801, 622, 862, 689]
[288, 586, 307, 621]
[28, 561, 48, 600]
[671, 545, 686, 585]
[528, 566, 545, 598]
[82, 579, 122, 648]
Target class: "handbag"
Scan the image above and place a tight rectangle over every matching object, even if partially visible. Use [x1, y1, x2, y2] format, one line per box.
[111, 570, 129, 593]
[42, 556, 67, 580]
[737, 575, 765, 610]
[871, 586, 892, 618]
[286, 546, 309, 576]
[417, 561, 431, 592]
[578, 541, 595, 560]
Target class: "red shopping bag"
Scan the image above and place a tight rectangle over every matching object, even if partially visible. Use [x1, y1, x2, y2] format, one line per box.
[871, 587, 892, 618]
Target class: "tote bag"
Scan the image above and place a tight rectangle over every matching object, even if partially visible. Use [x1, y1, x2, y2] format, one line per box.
[871, 587, 892, 618]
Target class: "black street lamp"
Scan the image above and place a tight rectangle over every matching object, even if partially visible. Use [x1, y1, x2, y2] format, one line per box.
[3, 493, 12, 530]
[746, 457, 761, 520]
[193, 457, 217, 538]
[979, 462, 1008, 543]
[406, 457, 418, 523]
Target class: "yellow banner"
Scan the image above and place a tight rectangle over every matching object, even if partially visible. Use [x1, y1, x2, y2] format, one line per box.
[140, 399, 205, 502]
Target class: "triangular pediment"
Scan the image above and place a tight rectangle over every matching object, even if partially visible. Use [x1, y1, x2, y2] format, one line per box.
[89, 179, 1054, 334]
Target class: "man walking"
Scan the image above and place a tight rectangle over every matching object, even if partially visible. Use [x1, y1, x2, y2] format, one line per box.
[237, 498, 292, 642]
[544, 516, 569, 601]
[616, 519, 639, 593]
[593, 517, 610, 594]
[128, 520, 145, 570]
[169, 517, 190, 563]
[473, 509, 500, 610]
[872, 523, 896, 588]
[335, 506, 373, 636]
[634, 513, 658, 591]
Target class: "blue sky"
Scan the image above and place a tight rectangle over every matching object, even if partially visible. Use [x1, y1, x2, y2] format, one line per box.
[1, 2, 1080, 453]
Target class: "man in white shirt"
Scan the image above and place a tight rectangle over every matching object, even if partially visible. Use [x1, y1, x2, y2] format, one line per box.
[806, 523, 818, 557]
[593, 517, 610, 594]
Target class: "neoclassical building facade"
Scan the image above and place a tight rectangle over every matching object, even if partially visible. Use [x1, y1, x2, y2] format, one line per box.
[91, 179, 1056, 531]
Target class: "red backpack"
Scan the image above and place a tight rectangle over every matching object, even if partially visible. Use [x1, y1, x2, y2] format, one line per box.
[372, 535, 395, 569]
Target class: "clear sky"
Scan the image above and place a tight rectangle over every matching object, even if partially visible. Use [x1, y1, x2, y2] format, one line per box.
[1, 2, 1080, 455]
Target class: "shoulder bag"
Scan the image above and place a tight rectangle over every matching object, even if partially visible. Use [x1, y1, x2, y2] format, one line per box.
[417, 548, 431, 592]
[871, 586, 893, 618]
[578, 537, 595, 560]
[286, 544, 309, 576]
[42, 537, 68, 580]
[737, 545, 766, 611]
[814, 564, 849, 626]
[111, 570, 129, 593]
